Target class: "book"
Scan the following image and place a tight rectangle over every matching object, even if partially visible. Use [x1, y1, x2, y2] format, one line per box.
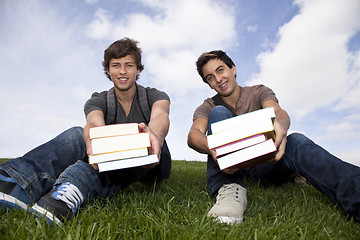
[91, 132, 150, 155]
[97, 154, 158, 172]
[211, 107, 275, 134]
[88, 148, 149, 164]
[216, 139, 276, 170]
[207, 117, 275, 149]
[89, 123, 139, 139]
[214, 134, 267, 157]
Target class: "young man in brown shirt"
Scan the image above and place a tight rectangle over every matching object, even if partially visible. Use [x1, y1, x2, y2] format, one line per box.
[188, 50, 360, 224]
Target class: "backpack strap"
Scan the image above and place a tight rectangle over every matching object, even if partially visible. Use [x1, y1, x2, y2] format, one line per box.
[105, 87, 117, 125]
[105, 83, 151, 125]
[136, 83, 151, 124]
[211, 94, 237, 116]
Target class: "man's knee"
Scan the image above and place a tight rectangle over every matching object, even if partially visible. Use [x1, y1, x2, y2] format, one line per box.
[67, 126, 83, 136]
[62, 126, 84, 142]
[209, 106, 233, 121]
[287, 132, 310, 145]
[208, 106, 234, 133]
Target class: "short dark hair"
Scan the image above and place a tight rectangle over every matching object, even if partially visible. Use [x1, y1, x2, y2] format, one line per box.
[196, 50, 235, 84]
[103, 38, 144, 80]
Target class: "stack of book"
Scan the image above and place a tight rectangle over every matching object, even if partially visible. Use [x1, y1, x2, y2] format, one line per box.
[88, 123, 158, 172]
[207, 107, 277, 170]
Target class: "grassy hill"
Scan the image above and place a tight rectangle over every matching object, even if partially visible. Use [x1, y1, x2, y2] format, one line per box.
[1, 159, 359, 239]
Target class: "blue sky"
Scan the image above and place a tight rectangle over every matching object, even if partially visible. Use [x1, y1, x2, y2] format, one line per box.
[1, 0, 359, 166]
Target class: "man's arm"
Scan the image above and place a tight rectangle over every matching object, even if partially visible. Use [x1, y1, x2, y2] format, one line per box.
[187, 118, 213, 155]
[263, 100, 290, 161]
[138, 99, 170, 162]
[83, 110, 106, 171]
[83, 110, 106, 156]
[188, 118, 239, 174]
[148, 100, 170, 146]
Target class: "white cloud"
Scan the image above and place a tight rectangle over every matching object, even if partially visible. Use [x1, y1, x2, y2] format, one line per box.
[86, 0, 237, 98]
[248, 0, 360, 164]
[249, 0, 360, 119]
[86, 8, 112, 39]
[333, 49, 360, 111]
[0, 1, 103, 157]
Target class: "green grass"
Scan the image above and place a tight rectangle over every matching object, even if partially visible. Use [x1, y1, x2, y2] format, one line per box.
[0, 159, 359, 239]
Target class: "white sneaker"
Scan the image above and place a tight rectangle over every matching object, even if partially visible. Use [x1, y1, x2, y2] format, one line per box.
[207, 183, 247, 225]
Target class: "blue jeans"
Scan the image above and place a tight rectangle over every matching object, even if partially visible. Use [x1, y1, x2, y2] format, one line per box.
[207, 106, 360, 221]
[1, 127, 171, 205]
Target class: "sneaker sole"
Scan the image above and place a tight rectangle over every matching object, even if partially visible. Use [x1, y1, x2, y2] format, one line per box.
[29, 203, 62, 226]
[0, 193, 28, 210]
[216, 216, 243, 225]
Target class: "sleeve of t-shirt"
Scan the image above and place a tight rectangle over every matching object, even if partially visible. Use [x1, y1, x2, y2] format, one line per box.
[256, 85, 278, 105]
[192, 98, 215, 121]
[145, 87, 171, 108]
[83, 91, 107, 118]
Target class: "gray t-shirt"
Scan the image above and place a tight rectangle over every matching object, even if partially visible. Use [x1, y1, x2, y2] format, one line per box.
[193, 84, 278, 120]
[84, 85, 170, 124]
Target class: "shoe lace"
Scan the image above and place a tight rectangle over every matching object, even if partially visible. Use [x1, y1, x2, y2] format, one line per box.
[217, 184, 241, 203]
[52, 183, 84, 213]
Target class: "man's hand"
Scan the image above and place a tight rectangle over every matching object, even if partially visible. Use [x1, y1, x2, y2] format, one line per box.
[221, 165, 240, 175]
[85, 138, 100, 171]
[270, 118, 288, 162]
[91, 163, 99, 171]
[210, 149, 240, 175]
[138, 122, 160, 169]
[83, 110, 107, 172]
[263, 100, 290, 162]
[188, 118, 240, 175]
[86, 141, 100, 171]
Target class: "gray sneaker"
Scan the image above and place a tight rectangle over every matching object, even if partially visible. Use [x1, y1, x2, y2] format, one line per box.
[207, 183, 247, 225]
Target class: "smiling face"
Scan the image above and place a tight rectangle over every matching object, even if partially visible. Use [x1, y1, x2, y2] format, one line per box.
[202, 58, 237, 97]
[107, 55, 140, 92]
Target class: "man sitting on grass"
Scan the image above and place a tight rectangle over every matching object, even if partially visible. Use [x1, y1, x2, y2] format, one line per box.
[187, 50, 360, 225]
[0, 38, 171, 226]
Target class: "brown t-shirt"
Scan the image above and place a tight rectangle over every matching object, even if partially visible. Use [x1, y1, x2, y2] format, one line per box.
[193, 84, 278, 120]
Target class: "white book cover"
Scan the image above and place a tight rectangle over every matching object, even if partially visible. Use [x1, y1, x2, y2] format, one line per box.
[89, 123, 139, 139]
[98, 154, 158, 172]
[211, 107, 275, 134]
[214, 134, 267, 157]
[88, 148, 149, 164]
[217, 139, 276, 170]
[91, 132, 150, 155]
